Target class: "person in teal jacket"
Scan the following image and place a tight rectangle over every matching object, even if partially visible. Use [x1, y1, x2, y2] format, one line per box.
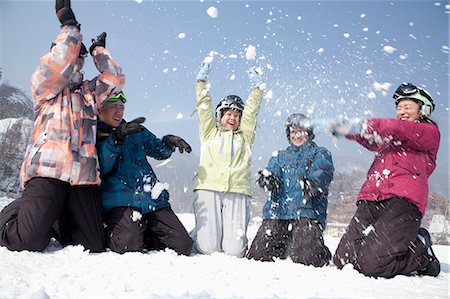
[96, 91, 193, 255]
[247, 113, 334, 266]
[192, 60, 265, 257]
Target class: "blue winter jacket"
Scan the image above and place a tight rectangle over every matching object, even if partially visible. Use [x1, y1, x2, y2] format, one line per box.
[96, 120, 173, 214]
[262, 141, 334, 228]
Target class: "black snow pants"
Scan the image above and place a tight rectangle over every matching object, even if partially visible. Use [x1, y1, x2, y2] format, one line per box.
[332, 197, 429, 278]
[104, 206, 193, 255]
[0, 177, 105, 252]
[247, 218, 331, 267]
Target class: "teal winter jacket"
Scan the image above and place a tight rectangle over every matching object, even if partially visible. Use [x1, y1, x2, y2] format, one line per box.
[96, 120, 173, 214]
[262, 142, 334, 227]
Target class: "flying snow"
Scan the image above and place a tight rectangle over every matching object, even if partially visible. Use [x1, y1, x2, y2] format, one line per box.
[151, 182, 169, 199]
[131, 210, 142, 222]
[177, 33, 186, 39]
[383, 45, 397, 54]
[176, 113, 183, 119]
[245, 45, 257, 60]
[207, 6, 218, 18]
[373, 82, 391, 92]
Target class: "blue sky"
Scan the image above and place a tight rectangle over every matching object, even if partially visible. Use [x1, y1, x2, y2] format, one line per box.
[1, 0, 449, 195]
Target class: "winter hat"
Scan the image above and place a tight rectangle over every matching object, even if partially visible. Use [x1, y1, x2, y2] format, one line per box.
[99, 91, 126, 112]
[285, 113, 315, 143]
[215, 95, 245, 121]
[393, 83, 435, 117]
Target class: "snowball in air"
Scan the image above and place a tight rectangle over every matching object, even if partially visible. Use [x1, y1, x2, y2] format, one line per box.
[383, 45, 397, 54]
[245, 45, 257, 60]
[207, 6, 218, 18]
[178, 33, 186, 39]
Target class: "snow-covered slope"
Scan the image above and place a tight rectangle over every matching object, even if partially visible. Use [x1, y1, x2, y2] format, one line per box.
[0, 197, 447, 299]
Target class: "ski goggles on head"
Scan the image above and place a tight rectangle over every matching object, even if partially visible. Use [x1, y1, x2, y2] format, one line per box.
[220, 95, 244, 110]
[393, 83, 433, 103]
[108, 91, 127, 104]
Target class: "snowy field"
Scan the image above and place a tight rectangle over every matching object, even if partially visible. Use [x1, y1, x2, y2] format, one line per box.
[0, 196, 448, 299]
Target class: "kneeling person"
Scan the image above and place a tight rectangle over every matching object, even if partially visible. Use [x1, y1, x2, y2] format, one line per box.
[247, 113, 334, 267]
[96, 91, 193, 255]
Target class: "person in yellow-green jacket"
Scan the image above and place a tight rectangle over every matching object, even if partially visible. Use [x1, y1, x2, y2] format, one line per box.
[192, 60, 265, 257]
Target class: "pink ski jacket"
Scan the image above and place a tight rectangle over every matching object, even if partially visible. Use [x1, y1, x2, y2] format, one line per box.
[346, 118, 440, 216]
[20, 26, 125, 187]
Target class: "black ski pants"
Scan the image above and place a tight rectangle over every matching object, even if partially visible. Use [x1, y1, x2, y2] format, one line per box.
[333, 197, 429, 278]
[104, 206, 193, 255]
[0, 177, 105, 252]
[247, 218, 331, 267]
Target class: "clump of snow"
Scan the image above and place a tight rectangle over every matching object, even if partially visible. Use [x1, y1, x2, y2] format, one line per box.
[176, 113, 183, 119]
[207, 6, 218, 18]
[373, 82, 391, 92]
[177, 32, 186, 39]
[203, 52, 215, 64]
[383, 45, 397, 54]
[343, 33, 350, 38]
[135, 0, 143, 4]
[367, 92, 376, 99]
[261, 169, 271, 176]
[229, 74, 236, 80]
[317, 48, 325, 54]
[131, 210, 142, 222]
[362, 224, 375, 236]
[245, 45, 257, 60]
[271, 150, 279, 157]
[382, 169, 391, 177]
[151, 182, 169, 199]
[264, 89, 274, 100]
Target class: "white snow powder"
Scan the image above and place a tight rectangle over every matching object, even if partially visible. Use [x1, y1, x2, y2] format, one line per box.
[245, 45, 257, 60]
[151, 182, 169, 199]
[207, 6, 218, 18]
[177, 32, 186, 39]
[383, 45, 397, 54]
[131, 210, 142, 222]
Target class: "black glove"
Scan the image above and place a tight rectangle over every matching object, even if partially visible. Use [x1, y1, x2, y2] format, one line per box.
[257, 170, 281, 193]
[55, 0, 79, 27]
[302, 178, 320, 202]
[162, 135, 192, 153]
[112, 117, 145, 144]
[89, 32, 107, 56]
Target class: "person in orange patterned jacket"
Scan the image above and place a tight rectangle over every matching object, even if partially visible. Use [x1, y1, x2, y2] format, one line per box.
[0, 0, 125, 252]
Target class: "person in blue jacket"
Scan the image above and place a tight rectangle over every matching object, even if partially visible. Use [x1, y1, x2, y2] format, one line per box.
[247, 113, 334, 267]
[96, 91, 193, 255]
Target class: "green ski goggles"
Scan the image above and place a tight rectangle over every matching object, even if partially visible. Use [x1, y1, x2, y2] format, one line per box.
[108, 91, 127, 104]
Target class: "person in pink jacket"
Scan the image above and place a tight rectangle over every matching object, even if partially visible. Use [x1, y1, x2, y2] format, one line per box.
[0, 0, 125, 252]
[328, 83, 441, 278]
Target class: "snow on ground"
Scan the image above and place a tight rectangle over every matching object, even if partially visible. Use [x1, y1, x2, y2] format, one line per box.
[0, 197, 448, 299]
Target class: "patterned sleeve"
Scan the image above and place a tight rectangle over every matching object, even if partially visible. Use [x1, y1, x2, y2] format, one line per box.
[30, 26, 82, 102]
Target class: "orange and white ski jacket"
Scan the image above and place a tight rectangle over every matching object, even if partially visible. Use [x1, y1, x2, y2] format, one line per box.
[20, 25, 125, 187]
